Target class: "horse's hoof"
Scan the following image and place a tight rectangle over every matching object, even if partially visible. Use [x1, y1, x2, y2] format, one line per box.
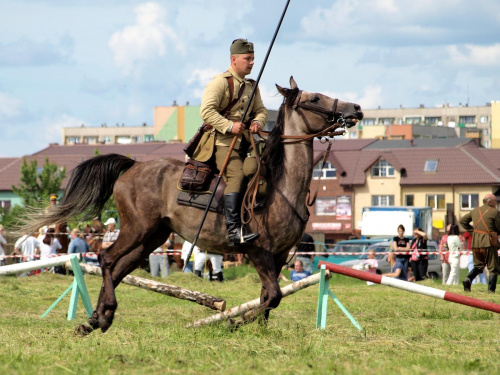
[98, 310, 115, 333]
[75, 324, 94, 337]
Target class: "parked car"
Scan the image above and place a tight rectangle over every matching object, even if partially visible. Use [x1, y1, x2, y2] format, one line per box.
[312, 238, 394, 270]
[338, 240, 442, 279]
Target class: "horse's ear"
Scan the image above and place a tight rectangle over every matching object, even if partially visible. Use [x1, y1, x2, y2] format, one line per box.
[276, 84, 288, 97]
[289, 76, 298, 90]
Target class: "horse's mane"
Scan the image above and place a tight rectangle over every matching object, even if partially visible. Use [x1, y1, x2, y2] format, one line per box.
[263, 87, 300, 187]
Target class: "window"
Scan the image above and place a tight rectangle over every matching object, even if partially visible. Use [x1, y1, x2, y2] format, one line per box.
[426, 194, 445, 210]
[371, 195, 394, 206]
[116, 136, 131, 144]
[84, 136, 97, 144]
[145, 135, 155, 142]
[405, 117, 422, 124]
[0, 200, 11, 213]
[66, 137, 80, 144]
[480, 115, 489, 124]
[379, 118, 395, 125]
[361, 118, 375, 125]
[315, 197, 336, 216]
[102, 136, 111, 144]
[313, 161, 337, 179]
[459, 115, 476, 124]
[371, 160, 395, 177]
[460, 194, 479, 210]
[405, 194, 414, 206]
[424, 160, 439, 172]
[425, 117, 441, 125]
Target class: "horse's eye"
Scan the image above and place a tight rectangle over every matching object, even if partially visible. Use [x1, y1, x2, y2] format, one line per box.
[310, 96, 320, 103]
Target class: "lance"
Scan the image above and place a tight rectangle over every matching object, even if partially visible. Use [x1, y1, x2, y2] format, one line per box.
[183, 0, 291, 270]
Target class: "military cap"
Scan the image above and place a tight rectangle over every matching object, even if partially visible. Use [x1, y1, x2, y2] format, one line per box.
[230, 39, 254, 55]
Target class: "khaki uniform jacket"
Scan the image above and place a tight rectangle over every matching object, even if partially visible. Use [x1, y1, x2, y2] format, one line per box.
[460, 204, 500, 248]
[200, 66, 268, 149]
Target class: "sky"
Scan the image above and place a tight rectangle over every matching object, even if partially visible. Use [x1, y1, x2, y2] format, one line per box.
[1, 0, 499, 157]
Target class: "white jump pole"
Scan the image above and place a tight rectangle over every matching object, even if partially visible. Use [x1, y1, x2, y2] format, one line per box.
[318, 261, 500, 314]
[0, 254, 81, 276]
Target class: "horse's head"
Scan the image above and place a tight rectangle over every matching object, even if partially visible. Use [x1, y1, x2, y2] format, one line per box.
[276, 76, 364, 134]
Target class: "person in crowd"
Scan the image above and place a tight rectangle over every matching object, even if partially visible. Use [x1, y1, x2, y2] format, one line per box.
[149, 240, 170, 278]
[0, 224, 7, 266]
[102, 217, 120, 250]
[68, 228, 90, 255]
[362, 249, 378, 285]
[290, 260, 312, 282]
[460, 193, 500, 293]
[296, 232, 315, 274]
[14, 232, 40, 276]
[194, 249, 224, 282]
[446, 224, 463, 285]
[463, 230, 486, 285]
[181, 240, 199, 273]
[197, 38, 267, 247]
[384, 252, 408, 281]
[393, 224, 410, 273]
[409, 228, 428, 281]
[439, 224, 451, 285]
[40, 227, 62, 273]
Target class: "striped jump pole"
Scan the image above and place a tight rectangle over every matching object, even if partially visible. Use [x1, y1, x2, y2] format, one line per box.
[318, 261, 500, 314]
[0, 254, 82, 276]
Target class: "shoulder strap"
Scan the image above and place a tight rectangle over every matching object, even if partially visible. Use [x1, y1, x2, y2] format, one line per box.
[221, 75, 246, 117]
[474, 207, 492, 234]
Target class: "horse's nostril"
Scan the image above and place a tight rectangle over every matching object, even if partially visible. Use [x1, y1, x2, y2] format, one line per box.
[354, 104, 361, 111]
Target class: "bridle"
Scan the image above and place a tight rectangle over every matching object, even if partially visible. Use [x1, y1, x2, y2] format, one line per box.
[258, 90, 347, 144]
[244, 90, 350, 226]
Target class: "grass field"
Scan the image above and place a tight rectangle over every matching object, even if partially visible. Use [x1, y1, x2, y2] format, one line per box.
[0, 265, 499, 374]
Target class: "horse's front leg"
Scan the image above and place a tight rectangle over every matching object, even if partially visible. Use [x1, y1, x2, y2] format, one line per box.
[229, 249, 283, 329]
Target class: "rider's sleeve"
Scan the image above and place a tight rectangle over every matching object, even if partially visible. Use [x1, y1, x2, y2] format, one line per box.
[200, 76, 233, 134]
[251, 86, 268, 126]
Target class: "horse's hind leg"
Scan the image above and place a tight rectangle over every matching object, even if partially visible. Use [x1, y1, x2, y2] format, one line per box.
[78, 227, 169, 335]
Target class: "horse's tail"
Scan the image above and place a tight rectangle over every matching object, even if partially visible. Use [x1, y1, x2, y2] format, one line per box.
[24, 154, 136, 233]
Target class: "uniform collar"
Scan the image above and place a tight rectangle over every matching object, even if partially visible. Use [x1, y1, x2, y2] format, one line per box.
[228, 66, 247, 83]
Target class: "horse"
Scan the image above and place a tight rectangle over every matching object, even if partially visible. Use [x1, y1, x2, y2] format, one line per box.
[25, 77, 363, 334]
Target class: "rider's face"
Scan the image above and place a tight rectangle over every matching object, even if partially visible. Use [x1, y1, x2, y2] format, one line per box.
[231, 53, 254, 77]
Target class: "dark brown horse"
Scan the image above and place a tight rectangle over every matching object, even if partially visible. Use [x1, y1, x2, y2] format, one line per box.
[26, 77, 363, 334]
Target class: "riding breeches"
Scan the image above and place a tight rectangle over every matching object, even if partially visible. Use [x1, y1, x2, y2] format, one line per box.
[215, 146, 246, 194]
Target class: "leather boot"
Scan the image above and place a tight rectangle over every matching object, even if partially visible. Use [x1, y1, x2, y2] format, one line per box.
[223, 193, 259, 246]
[488, 274, 498, 293]
[194, 270, 202, 278]
[463, 268, 481, 292]
[216, 271, 224, 282]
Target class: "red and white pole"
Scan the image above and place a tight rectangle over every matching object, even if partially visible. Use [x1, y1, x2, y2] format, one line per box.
[318, 261, 500, 314]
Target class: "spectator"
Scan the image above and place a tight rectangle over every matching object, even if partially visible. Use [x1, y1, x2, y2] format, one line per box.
[439, 224, 451, 285]
[410, 228, 428, 281]
[393, 224, 410, 274]
[15, 231, 40, 263]
[40, 228, 62, 272]
[446, 224, 463, 285]
[102, 217, 120, 249]
[384, 253, 408, 281]
[296, 232, 314, 274]
[0, 224, 7, 266]
[181, 241, 199, 273]
[68, 228, 93, 265]
[290, 260, 312, 282]
[149, 241, 170, 278]
[362, 249, 378, 285]
[194, 249, 224, 282]
[463, 231, 486, 285]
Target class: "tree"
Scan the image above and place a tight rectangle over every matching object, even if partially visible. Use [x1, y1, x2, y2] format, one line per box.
[11, 157, 66, 208]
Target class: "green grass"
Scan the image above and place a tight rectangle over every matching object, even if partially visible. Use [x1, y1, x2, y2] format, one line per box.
[0, 267, 499, 374]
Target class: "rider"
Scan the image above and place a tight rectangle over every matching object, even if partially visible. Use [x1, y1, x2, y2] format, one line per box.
[199, 38, 268, 247]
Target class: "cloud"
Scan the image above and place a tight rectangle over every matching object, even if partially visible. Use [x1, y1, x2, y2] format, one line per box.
[187, 68, 220, 99]
[323, 85, 383, 110]
[108, 2, 184, 75]
[447, 44, 500, 67]
[0, 35, 73, 66]
[0, 92, 21, 118]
